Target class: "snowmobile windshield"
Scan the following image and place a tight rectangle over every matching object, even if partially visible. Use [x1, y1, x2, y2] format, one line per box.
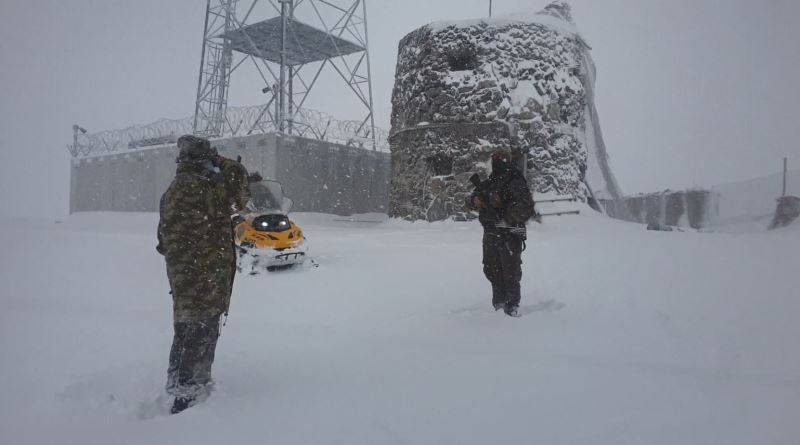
[248, 180, 294, 214]
[252, 214, 292, 232]
[249, 180, 285, 212]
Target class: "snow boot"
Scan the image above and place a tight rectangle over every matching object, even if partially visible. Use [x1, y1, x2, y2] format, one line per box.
[493, 302, 507, 311]
[171, 396, 194, 414]
[504, 305, 521, 317]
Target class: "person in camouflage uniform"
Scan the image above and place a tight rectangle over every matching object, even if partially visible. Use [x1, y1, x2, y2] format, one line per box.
[470, 149, 535, 317]
[156, 135, 249, 414]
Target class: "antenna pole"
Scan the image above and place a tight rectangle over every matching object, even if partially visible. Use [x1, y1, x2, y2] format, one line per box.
[782, 157, 788, 197]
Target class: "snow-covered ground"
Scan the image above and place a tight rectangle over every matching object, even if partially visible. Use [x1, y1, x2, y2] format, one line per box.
[1, 210, 798, 444]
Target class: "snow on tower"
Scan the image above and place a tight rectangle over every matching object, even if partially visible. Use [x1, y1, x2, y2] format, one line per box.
[389, 1, 622, 221]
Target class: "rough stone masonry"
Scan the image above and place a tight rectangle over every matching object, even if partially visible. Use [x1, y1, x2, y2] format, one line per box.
[389, 1, 622, 221]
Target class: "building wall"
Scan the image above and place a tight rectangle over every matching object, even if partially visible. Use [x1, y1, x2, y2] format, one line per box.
[70, 133, 390, 215]
[389, 121, 517, 221]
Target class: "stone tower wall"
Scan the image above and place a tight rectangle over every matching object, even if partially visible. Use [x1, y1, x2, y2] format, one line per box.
[389, 1, 621, 220]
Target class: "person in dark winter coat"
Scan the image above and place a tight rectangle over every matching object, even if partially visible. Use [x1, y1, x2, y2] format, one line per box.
[156, 135, 249, 414]
[470, 149, 535, 317]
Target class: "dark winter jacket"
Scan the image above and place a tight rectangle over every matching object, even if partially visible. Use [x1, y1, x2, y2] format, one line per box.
[157, 158, 249, 321]
[470, 168, 535, 234]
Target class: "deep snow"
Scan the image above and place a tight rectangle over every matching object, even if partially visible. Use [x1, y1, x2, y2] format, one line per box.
[0, 210, 798, 444]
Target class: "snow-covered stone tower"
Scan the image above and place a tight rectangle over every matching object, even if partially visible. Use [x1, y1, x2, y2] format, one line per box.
[389, 1, 622, 221]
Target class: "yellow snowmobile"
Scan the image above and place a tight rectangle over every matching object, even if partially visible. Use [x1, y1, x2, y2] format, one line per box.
[233, 178, 308, 273]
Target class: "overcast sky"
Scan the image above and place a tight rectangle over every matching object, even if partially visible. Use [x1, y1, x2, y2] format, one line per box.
[0, 0, 798, 217]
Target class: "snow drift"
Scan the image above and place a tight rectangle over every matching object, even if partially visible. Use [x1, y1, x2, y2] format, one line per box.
[1, 210, 799, 444]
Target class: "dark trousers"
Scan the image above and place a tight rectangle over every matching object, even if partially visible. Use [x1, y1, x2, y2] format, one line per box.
[482, 231, 524, 307]
[166, 316, 221, 399]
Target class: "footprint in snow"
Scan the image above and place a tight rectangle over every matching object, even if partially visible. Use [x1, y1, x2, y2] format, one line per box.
[451, 298, 564, 316]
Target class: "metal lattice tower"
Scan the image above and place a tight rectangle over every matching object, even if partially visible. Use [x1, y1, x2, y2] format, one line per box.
[193, 0, 237, 138]
[192, 0, 377, 148]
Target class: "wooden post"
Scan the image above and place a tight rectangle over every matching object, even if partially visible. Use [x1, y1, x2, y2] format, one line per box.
[489, 0, 492, 17]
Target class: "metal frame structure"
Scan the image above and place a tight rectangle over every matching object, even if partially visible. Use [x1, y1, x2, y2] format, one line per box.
[192, 0, 377, 149]
[193, 0, 237, 138]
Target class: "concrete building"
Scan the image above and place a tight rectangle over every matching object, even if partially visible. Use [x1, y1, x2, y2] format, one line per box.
[70, 132, 390, 216]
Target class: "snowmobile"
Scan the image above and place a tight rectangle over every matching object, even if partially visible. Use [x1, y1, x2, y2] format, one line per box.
[233, 178, 308, 273]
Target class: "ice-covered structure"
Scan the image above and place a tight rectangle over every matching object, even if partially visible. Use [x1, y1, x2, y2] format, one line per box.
[389, 1, 622, 221]
[602, 189, 719, 229]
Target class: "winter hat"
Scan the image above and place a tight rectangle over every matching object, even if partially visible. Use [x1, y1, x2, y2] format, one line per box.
[176, 135, 216, 163]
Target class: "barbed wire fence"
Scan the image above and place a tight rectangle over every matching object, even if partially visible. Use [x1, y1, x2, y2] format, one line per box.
[68, 105, 390, 157]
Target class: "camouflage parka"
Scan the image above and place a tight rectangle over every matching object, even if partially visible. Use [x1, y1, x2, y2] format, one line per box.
[157, 158, 249, 321]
